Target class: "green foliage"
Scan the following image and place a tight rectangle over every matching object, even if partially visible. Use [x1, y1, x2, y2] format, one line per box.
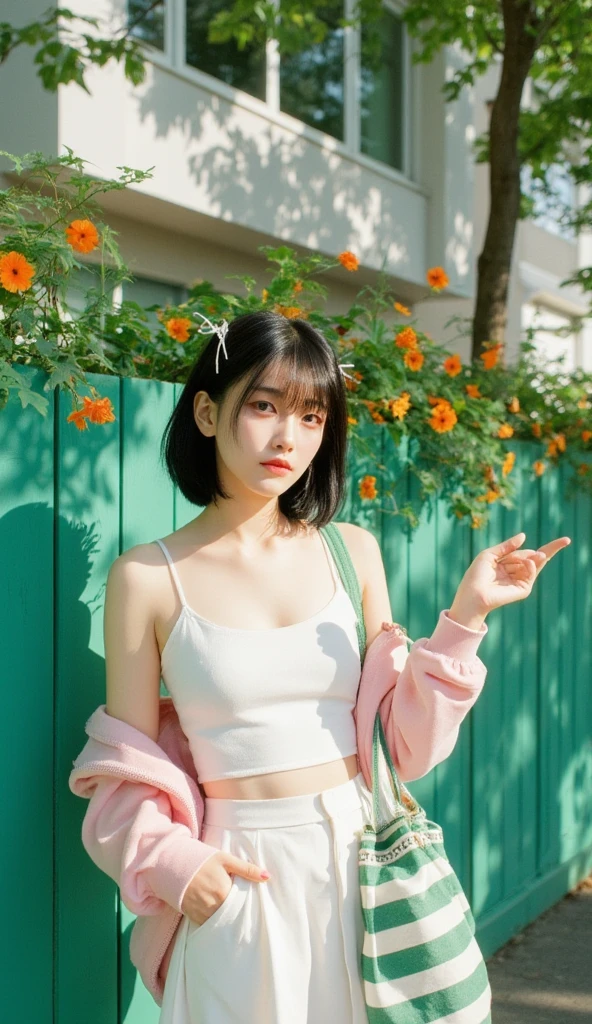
[1, 152, 590, 533]
[401, 0, 592, 249]
[0, 5, 147, 92]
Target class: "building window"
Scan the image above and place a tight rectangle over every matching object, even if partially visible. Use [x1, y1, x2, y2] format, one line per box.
[279, 0, 345, 141]
[521, 163, 576, 240]
[360, 5, 405, 172]
[127, 0, 166, 51]
[65, 265, 116, 314]
[131, 1, 411, 176]
[185, 0, 267, 100]
[122, 276, 189, 332]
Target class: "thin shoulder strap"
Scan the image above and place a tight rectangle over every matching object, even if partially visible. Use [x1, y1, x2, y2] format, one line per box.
[317, 528, 340, 587]
[320, 523, 366, 665]
[154, 539, 188, 608]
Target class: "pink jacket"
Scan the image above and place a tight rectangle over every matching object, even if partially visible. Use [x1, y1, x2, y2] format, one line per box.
[68, 609, 488, 1006]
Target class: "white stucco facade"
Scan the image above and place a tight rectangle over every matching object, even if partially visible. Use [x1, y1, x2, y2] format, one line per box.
[1, 1, 589, 368]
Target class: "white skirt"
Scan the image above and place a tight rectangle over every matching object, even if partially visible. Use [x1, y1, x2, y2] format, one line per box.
[159, 771, 374, 1023]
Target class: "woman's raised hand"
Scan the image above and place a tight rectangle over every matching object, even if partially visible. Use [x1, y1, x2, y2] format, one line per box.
[453, 531, 572, 617]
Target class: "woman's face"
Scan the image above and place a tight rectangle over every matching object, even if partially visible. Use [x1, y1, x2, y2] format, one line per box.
[208, 362, 328, 498]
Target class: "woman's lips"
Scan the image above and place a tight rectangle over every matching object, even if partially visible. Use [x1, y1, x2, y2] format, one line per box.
[261, 463, 292, 474]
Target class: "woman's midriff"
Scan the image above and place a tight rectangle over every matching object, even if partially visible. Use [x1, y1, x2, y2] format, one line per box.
[201, 753, 360, 800]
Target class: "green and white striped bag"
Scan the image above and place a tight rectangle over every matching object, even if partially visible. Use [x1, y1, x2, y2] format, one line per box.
[320, 521, 491, 1022]
[358, 712, 492, 1023]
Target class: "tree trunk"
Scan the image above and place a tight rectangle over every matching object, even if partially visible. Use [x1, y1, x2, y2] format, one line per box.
[471, 0, 539, 363]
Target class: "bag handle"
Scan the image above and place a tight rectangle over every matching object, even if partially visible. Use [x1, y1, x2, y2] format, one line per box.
[320, 522, 367, 666]
[371, 711, 422, 828]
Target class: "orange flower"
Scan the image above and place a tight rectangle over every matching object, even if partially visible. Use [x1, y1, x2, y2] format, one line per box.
[476, 489, 500, 504]
[262, 288, 269, 301]
[555, 432, 566, 452]
[67, 395, 115, 429]
[497, 423, 514, 439]
[293, 280, 303, 293]
[394, 302, 411, 316]
[389, 391, 411, 421]
[67, 408, 90, 431]
[427, 395, 451, 408]
[533, 460, 546, 476]
[465, 383, 482, 399]
[426, 266, 449, 290]
[347, 416, 358, 425]
[582, 430, 592, 442]
[508, 396, 520, 413]
[82, 395, 116, 424]
[404, 349, 424, 371]
[471, 513, 485, 529]
[273, 304, 306, 319]
[0, 250, 35, 293]
[395, 326, 418, 349]
[577, 396, 588, 409]
[429, 405, 457, 433]
[65, 219, 100, 254]
[443, 353, 462, 377]
[532, 422, 542, 438]
[166, 317, 192, 342]
[546, 439, 558, 458]
[359, 474, 377, 499]
[480, 343, 503, 370]
[338, 250, 359, 272]
[502, 451, 516, 476]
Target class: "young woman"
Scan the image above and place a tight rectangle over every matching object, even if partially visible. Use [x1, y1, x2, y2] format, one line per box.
[103, 309, 567, 1022]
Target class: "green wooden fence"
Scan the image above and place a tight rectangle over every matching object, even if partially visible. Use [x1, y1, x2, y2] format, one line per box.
[2, 367, 591, 1024]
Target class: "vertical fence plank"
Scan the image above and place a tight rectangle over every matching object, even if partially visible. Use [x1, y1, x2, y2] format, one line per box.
[471, 493, 506, 918]
[573, 458, 592, 854]
[57, 372, 121, 1024]
[432, 476, 475, 895]
[119, 377, 178, 1024]
[0, 367, 55, 1024]
[557, 457, 584, 866]
[514, 442, 540, 890]
[539, 462, 563, 875]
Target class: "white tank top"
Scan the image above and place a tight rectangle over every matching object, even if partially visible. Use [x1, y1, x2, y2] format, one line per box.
[154, 530, 362, 781]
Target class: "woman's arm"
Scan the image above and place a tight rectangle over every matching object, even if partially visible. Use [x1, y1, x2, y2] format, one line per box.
[358, 528, 488, 782]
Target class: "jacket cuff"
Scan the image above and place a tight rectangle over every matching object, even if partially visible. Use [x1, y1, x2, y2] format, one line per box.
[144, 835, 220, 914]
[424, 608, 488, 661]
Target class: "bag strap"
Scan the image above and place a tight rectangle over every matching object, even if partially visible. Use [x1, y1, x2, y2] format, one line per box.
[320, 522, 367, 666]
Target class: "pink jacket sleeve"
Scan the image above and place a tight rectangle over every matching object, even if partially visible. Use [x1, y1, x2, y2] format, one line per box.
[381, 610, 488, 783]
[79, 775, 220, 915]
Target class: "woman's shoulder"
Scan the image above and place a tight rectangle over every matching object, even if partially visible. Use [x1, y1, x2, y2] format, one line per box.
[326, 521, 368, 593]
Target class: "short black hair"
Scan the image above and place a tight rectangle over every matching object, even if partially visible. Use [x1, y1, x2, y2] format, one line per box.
[160, 309, 350, 528]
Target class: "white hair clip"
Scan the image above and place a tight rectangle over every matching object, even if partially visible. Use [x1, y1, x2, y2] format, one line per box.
[338, 362, 356, 382]
[193, 311, 230, 373]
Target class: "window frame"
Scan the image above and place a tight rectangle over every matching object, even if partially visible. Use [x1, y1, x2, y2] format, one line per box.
[134, 0, 421, 192]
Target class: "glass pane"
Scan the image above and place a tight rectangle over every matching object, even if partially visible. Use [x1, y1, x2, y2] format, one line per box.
[280, 0, 344, 141]
[127, 0, 166, 51]
[65, 266, 115, 314]
[360, 9, 404, 172]
[185, 0, 267, 100]
[122, 276, 188, 333]
[521, 164, 575, 240]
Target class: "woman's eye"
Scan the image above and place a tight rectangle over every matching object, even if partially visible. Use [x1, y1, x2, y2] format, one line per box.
[252, 401, 323, 424]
